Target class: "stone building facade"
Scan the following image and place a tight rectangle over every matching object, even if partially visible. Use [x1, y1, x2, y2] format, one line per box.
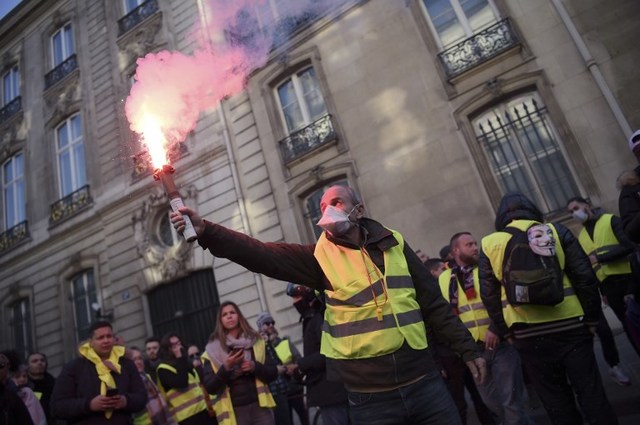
[1, 0, 638, 373]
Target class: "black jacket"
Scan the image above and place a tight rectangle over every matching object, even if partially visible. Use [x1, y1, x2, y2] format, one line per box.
[0, 381, 34, 425]
[198, 217, 478, 391]
[479, 193, 601, 338]
[618, 166, 640, 298]
[296, 305, 347, 407]
[50, 354, 147, 424]
[29, 371, 56, 424]
[201, 345, 277, 407]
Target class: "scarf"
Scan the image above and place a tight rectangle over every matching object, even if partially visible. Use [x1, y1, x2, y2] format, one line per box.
[448, 265, 477, 315]
[205, 333, 255, 383]
[140, 372, 177, 425]
[78, 342, 125, 419]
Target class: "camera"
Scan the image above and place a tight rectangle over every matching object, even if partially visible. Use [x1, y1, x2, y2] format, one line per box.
[286, 283, 312, 297]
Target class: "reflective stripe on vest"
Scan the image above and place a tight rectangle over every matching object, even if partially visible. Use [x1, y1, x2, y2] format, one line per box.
[156, 363, 207, 423]
[577, 214, 631, 281]
[481, 220, 584, 328]
[274, 339, 294, 364]
[314, 229, 427, 359]
[202, 339, 276, 425]
[438, 267, 490, 342]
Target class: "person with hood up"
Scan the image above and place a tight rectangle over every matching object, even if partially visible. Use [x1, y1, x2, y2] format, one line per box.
[171, 184, 485, 425]
[479, 192, 616, 425]
[616, 128, 640, 354]
[26, 352, 56, 424]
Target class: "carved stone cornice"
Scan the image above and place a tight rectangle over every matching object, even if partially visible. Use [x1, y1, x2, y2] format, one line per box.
[44, 72, 81, 128]
[117, 11, 164, 71]
[132, 184, 197, 287]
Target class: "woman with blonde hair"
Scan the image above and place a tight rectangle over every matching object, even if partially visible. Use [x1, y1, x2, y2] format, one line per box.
[202, 301, 277, 425]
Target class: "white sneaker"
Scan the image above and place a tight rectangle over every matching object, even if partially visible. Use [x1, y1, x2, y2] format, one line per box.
[610, 365, 631, 386]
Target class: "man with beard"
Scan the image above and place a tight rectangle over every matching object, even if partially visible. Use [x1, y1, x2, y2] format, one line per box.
[171, 184, 485, 425]
[26, 352, 56, 423]
[438, 233, 531, 425]
[144, 337, 161, 383]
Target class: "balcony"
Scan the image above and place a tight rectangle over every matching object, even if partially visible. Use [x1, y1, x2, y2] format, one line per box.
[438, 18, 520, 80]
[279, 114, 336, 164]
[118, 0, 159, 36]
[45, 54, 78, 89]
[50, 185, 93, 224]
[0, 96, 22, 126]
[0, 221, 29, 256]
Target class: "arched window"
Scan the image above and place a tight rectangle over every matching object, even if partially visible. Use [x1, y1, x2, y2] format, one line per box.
[70, 269, 98, 342]
[9, 297, 32, 361]
[472, 93, 580, 213]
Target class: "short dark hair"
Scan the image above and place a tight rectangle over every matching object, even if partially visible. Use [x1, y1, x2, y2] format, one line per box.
[439, 245, 451, 260]
[89, 321, 112, 338]
[424, 258, 444, 273]
[27, 352, 48, 366]
[145, 336, 160, 345]
[566, 196, 590, 206]
[449, 232, 472, 249]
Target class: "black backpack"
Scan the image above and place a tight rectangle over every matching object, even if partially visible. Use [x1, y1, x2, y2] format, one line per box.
[502, 225, 565, 306]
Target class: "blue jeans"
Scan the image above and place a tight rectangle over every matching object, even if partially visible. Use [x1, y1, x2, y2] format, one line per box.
[475, 342, 533, 425]
[347, 374, 461, 425]
[320, 403, 350, 425]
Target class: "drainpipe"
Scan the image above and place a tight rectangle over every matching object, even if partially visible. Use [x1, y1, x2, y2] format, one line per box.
[196, 0, 268, 311]
[550, 0, 632, 138]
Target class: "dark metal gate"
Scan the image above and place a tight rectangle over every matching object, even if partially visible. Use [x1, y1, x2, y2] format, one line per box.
[147, 269, 220, 348]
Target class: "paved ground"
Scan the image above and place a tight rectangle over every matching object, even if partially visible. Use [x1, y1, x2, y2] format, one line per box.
[467, 305, 640, 425]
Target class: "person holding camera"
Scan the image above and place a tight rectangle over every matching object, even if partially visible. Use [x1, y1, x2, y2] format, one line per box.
[202, 301, 278, 425]
[50, 321, 147, 424]
[156, 334, 215, 424]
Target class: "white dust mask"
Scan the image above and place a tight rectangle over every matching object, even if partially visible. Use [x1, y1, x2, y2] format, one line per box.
[572, 209, 589, 223]
[316, 205, 358, 237]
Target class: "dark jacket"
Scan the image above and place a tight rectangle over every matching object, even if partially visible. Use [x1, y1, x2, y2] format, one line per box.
[50, 354, 147, 424]
[29, 371, 56, 424]
[201, 345, 278, 407]
[296, 304, 348, 407]
[198, 217, 478, 391]
[479, 192, 601, 338]
[618, 167, 640, 298]
[0, 381, 34, 425]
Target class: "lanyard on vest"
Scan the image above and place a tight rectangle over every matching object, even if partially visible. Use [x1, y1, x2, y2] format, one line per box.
[359, 248, 389, 321]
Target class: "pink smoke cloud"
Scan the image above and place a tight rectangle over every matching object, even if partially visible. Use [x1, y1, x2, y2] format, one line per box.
[125, 0, 348, 160]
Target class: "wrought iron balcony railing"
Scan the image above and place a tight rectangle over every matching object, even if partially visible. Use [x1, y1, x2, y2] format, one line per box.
[45, 54, 78, 89]
[279, 114, 336, 164]
[438, 18, 520, 79]
[0, 96, 22, 125]
[118, 0, 159, 36]
[0, 220, 29, 255]
[50, 185, 92, 224]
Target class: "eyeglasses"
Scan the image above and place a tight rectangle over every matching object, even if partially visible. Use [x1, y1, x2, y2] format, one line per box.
[264, 321, 275, 326]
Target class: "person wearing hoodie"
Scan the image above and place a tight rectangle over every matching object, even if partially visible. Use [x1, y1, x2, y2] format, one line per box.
[26, 353, 56, 425]
[616, 128, 640, 357]
[171, 184, 485, 425]
[479, 192, 615, 425]
[566, 197, 638, 380]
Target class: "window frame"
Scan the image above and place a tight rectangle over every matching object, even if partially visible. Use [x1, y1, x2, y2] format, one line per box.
[122, 0, 145, 15]
[55, 113, 86, 198]
[2, 152, 26, 229]
[69, 269, 98, 343]
[419, 0, 501, 50]
[50, 22, 75, 68]
[9, 297, 33, 361]
[274, 66, 329, 135]
[2, 65, 20, 106]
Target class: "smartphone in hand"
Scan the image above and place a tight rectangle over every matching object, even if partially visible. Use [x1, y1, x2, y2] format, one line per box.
[105, 388, 119, 397]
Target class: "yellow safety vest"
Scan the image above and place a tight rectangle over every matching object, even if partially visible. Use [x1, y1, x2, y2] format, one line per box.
[314, 229, 428, 359]
[481, 220, 584, 328]
[202, 339, 276, 425]
[577, 213, 632, 281]
[274, 339, 294, 364]
[156, 363, 207, 423]
[438, 267, 489, 342]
